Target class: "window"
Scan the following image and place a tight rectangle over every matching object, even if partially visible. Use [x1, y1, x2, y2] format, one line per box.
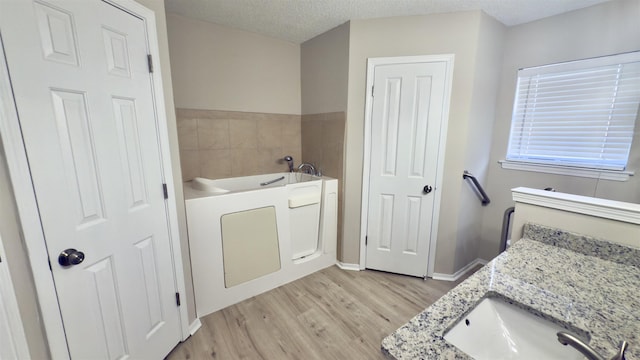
[503, 51, 640, 180]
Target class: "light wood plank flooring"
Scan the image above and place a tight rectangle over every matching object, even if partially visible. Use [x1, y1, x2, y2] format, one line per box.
[166, 265, 479, 360]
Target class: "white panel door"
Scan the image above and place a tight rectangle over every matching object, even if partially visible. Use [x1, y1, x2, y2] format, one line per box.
[0, 1, 181, 358]
[365, 61, 448, 277]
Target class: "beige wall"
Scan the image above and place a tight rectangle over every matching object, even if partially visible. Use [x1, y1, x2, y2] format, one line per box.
[177, 109, 301, 180]
[301, 23, 350, 115]
[167, 13, 301, 115]
[454, 13, 506, 269]
[0, 142, 49, 359]
[478, 0, 640, 261]
[343, 12, 505, 273]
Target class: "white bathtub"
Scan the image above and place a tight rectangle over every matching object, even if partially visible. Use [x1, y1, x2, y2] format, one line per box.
[184, 172, 338, 316]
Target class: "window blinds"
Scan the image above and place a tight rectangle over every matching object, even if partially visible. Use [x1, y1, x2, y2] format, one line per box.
[506, 52, 640, 171]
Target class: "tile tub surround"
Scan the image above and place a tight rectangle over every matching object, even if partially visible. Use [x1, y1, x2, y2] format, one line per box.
[382, 224, 640, 359]
[301, 112, 345, 181]
[302, 112, 345, 259]
[177, 109, 302, 180]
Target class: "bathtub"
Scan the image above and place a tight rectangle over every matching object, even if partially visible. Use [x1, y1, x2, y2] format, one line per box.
[184, 172, 338, 316]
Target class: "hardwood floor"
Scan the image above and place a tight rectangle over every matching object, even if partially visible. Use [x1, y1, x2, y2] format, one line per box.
[166, 265, 479, 360]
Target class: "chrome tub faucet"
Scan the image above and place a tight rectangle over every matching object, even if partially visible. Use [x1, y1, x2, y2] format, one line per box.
[297, 163, 317, 176]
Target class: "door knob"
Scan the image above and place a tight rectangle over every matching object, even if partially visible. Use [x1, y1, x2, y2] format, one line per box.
[58, 248, 85, 266]
[423, 185, 433, 194]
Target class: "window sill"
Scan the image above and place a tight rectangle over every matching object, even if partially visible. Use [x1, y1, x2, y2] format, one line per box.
[499, 160, 634, 182]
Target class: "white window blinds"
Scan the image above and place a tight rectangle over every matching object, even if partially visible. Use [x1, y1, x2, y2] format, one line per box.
[506, 51, 640, 171]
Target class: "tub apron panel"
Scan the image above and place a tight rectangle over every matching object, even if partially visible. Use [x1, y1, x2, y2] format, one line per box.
[184, 173, 338, 317]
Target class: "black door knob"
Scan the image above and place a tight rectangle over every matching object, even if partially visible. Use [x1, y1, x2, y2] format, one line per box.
[58, 248, 85, 266]
[423, 185, 433, 194]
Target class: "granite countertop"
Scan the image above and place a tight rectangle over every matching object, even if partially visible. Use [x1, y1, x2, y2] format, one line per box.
[382, 223, 640, 359]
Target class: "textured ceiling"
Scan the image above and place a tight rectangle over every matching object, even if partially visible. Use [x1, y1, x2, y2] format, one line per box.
[164, 0, 613, 44]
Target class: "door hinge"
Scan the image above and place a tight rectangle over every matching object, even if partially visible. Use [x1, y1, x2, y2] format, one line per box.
[365, 236, 368, 246]
[47, 257, 52, 270]
[163, 183, 168, 199]
[371, 86, 374, 96]
[175, 292, 181, 307]
[147, 54, 154, 73]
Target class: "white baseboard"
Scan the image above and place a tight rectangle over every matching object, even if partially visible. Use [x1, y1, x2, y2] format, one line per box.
[189, 318, 202, 336]
[431, 258, 488, 282]
[336, 262, 360, 271]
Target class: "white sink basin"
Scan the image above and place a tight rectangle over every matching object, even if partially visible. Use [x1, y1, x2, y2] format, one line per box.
[444, 297, 585, 360]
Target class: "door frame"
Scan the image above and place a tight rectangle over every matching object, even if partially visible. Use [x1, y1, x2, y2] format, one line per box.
[0, 1, 190, 358]
[359, 55, 454, 277]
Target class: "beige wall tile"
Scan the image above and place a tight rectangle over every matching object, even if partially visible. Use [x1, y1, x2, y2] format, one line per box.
[302, 147, 322, 167]
[198, 118, 229, 149]
[323, 144, 344, 179]
[301, 112, 345, 178]
[177, 118, 198, 150]
[282, 116, 302, 148]
[200, 149, 232, 179]
[323, 117, 345, 145]
[301, 119, 322, 152]
[180, 149, 200, 180]
[302, 113, 324, 122]
[177, 109, 303, 180]
[231, 149, 260, 176]
[324, 111, 345, 121]
[257, 148, 288, 174]
[257, 116, 282, 149]
[229, 119, 258, 149]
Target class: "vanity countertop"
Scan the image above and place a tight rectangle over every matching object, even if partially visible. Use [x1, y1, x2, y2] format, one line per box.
[382, 223, 640, 359]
